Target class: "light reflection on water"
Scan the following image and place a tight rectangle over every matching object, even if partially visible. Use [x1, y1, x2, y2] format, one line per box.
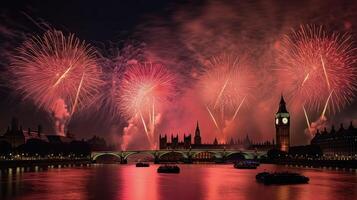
[1, 164, 356, 200]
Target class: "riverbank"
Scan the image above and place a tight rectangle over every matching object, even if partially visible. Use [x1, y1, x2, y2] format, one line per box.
[261, 159, 357, 169]
[0, 158, 91, 168]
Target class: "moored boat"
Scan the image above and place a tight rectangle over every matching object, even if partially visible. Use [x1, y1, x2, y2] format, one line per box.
[234, 160, 259, 169]
[136, 162, 150, 167]
[256, 172, 309, 185]
[157, 165, 180, 173]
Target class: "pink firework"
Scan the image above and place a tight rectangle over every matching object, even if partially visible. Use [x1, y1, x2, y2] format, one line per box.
[94, 43, 144, 120]
[119, 62, 175, 147]
[199, 54, 256, 136]
[277, 25, 357, 115]
[11, 29, 102, 122]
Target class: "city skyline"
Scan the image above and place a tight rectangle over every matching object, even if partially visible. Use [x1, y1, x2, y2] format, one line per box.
[0, 2, 356, 200]
[1, 0, 357, 149]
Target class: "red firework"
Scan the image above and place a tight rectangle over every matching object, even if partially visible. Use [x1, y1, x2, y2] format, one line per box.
[10, 29, 102, 115]
[277, 25, 357, 114]
[119, 62, 175, 147]
[198, 53, 256, 135]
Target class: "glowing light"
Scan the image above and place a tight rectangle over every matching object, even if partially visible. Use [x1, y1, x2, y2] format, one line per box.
[119, 62, 175, 148]
[206, 106, 220, 132]
[277, 25, 357, 114]
[231, 96, 246, 121]
[199, 53, 255, 140]
[302, 105, 311, 129]
[321, 90, 334, 118]
[10, 29, 102, 135]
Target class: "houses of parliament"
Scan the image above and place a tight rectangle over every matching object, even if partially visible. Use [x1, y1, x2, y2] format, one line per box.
[159, 95, 290, 151]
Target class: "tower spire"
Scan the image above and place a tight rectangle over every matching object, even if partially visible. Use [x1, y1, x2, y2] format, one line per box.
[278, 95, 288, 113]
[194, 120, 202, 145]
[195, 121, 200, 136]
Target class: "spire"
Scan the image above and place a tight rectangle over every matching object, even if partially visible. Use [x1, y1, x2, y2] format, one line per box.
[348, 121, 354, 130]
[213, 137, 218, 145]
[277, 95, 288, 113]
[339, 123, 345, 132]
[195, 121, 200, 136]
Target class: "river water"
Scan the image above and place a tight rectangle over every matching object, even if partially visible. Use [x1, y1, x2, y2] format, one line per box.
[1, 164, 356, 200]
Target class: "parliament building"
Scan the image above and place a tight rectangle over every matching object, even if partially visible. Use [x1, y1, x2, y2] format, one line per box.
[159, 122, 275, 151]
[159, 95, 292, 151]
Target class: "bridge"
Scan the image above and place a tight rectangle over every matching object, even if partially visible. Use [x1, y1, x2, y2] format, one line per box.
[91, 149, 268, 163]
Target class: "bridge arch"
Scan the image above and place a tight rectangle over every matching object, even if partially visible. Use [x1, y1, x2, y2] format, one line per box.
[123, 151, 156, 160]
[225, 152, 248, 161]
[92, 152, 121, 161]
[158, 151, 187, 159]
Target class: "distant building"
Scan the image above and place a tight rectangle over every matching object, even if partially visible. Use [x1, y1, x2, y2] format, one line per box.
[0, 118, 26, 147]
[275, 95, 290, 152]
[159, 121, 274, 150]
[0, 117, 73, 147]
[311, 122, 357, 156]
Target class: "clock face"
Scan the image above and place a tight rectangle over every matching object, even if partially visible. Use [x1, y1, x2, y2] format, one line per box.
[275, 118, 279, 125]
[282, 117, 288, 124]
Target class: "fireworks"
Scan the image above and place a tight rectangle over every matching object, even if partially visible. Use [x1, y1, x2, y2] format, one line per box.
[199, 54, 255, 137]
[10, 29, 102, 135]
[277, 25, 357, 115]
[119, 62, 175, 148]
[94, 43, 144, 120]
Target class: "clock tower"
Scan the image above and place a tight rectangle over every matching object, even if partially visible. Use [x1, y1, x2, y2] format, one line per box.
[275, 95, 290, 152]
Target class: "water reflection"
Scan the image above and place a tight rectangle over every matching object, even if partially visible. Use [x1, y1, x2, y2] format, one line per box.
[0, 164, 356, 200]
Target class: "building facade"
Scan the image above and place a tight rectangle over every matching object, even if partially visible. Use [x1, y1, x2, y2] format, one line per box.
[275, 95, 290, 151]
[0, 117, 73, 148]
[311, 122, 357, 156]
[159, 121, 274, 150]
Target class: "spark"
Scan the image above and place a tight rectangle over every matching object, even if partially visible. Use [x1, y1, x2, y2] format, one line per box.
[320, 55, 330, 90]
[231, 96, 246, 121]
[53, 65, 73, 87]
[301, 73, 309, 88]
[302, 105, 311, 129]
[71, 72, 85, 116]
[206, 106, 220, 132]
[321, 90, 334, 118]
[213, 78, 229, 109]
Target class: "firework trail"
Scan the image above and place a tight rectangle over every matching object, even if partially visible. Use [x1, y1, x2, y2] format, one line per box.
[277, 25, 357, 117]
[10, 29, 102, 135]
[199, 54, 255, 140]
[302, 105, 311, 130]
[206, 106, 220, 131]
[119, 62, 175, 149]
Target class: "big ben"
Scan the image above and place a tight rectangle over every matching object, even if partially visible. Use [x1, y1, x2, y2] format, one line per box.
[275, 95, 290, 152]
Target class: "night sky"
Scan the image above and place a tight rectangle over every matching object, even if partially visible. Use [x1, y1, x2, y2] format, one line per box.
[1, 0, 357, 148]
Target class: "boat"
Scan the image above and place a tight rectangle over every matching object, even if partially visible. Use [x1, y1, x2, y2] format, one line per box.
[157, 165, 180, 173]
[256, 172, 309, 185]
[234, 160, 259, 169]
[136, 162, 150, 167]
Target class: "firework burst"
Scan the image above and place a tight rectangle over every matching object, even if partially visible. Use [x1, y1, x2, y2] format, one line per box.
[10, 29, 102, 135]
[94, 43, 145, 120]
[119, 62, 175, 148]
[199, 54, 255, 139]
[277, 25, 357, 115]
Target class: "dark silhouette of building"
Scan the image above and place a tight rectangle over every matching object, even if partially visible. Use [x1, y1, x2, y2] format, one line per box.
[0, 118, 26, 147]
[194, 121, 201, 145]
[311, 122, 357, 156]
[159, 122, 274, 150]
[275, 95, 290, 151]
[0, 117, 73, 147]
